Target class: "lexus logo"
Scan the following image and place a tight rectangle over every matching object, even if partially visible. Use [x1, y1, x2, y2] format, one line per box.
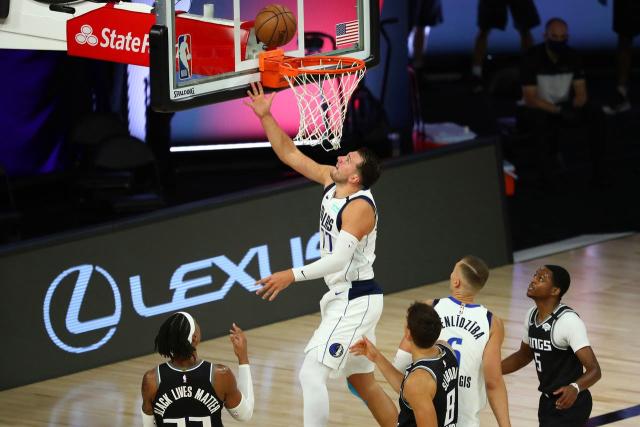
[42, 233, 321, 353]
[75, 25, 98, 46]
[43, 265, 122, 354]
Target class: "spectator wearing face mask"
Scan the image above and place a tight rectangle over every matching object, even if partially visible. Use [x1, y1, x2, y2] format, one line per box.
[516, 17, 607, 187]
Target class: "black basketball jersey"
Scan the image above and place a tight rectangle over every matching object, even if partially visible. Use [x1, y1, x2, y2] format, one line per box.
[527, 304, 584, 395]
[152, 360, 224, 427]
[398, 344, 459, 427]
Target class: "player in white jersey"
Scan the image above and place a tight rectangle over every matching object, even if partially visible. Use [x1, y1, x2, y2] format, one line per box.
[245, 82, 397, 427]
[393, 256, 511, 427]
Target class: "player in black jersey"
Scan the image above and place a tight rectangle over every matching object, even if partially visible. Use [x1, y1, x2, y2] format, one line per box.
[141, 312, 254, 427]
[502, 265, 601, 427]
[350, 302, 459, 427]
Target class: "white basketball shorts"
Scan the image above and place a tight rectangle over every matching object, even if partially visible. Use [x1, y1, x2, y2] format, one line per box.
[304, 283, 384, 377]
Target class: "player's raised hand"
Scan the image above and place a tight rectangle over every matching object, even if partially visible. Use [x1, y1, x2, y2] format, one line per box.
[229, 323, 249, 365]
[255, 269, 294, 301]
[244, 82, 275, 118]
[552, 384, 578, 410]
[349, 336, 381, 363]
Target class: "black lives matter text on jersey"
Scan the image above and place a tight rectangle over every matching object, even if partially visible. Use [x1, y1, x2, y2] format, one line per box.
[154, 386, 221, 417]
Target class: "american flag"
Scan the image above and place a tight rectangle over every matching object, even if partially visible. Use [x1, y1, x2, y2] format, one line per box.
[336, 20, 359, 47]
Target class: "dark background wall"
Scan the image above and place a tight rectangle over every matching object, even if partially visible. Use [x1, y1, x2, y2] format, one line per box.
[169, 0, 639, 143]
[1, 0, 636, 175]
[0, 140, 509, 390]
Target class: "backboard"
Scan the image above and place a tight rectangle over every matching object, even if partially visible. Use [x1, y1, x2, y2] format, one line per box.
[150, 0, 379, 112]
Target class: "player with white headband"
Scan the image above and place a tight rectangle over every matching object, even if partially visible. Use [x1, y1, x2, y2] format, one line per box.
[140, 312, 254, 426]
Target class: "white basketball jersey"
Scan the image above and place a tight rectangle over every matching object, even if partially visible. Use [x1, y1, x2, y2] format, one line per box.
[319, 183, 377, 287]
[434, 297, 492, 427]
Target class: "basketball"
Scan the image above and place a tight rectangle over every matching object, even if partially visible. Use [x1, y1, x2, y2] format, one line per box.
[254, 4, 297, 48]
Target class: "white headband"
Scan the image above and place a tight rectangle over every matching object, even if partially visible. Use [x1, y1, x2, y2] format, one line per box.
[177, 311, 196, 343]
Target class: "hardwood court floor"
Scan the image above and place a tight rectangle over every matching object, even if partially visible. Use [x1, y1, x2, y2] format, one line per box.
[1, 235, 639, 426]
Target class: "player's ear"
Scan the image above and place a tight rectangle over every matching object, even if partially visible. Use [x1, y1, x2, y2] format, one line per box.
[452, 275, 461, 288]
[404, 326, 412, 342]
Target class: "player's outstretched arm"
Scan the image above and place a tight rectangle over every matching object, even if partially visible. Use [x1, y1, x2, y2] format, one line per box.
[245, 82, 333, 186]
[482, 316, 511, 427]
[229, 323, 250, 365]
[501, 341, 534, 375]
[256, 200, 373, 301]
[350, 336, 404, 393]
[140, 369, 158, 426]
[402, 371, 438, 427]
[393, 336, 413, 371]
[220, 323, 254, 422]
[255, 229, 360, 301]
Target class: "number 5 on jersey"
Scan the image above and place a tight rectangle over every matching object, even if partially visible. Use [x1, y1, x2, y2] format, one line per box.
[534, 352, 542, 372]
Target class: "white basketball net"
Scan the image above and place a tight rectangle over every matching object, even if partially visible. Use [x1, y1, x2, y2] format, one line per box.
[282, 58, 365, 151]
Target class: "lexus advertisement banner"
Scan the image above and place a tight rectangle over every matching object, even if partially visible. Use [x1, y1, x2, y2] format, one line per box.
[0, 141, 510, 390]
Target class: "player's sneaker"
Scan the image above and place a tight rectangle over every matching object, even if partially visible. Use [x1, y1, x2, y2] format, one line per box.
[602, 90, 631, 115]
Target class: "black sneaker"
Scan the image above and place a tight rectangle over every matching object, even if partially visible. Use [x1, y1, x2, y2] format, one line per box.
[602, 90, 631, 115]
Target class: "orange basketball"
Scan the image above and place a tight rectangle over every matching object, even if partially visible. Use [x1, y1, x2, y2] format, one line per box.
[254, 4, 297, 48]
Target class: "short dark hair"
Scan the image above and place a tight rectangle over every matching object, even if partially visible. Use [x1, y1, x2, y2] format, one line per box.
[155, 313, 196, 359]
[459, 255, 490, 290]
[407, 302, 442, 348]
[545, 17, 568, 31]
[545, 265, 571, 297]
[356, 147, 381, 188]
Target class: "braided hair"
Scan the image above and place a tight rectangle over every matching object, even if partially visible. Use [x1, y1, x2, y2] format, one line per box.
[154, 312, 196, 359]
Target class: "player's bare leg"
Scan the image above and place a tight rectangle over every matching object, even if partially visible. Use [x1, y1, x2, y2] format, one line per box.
[348, 372, 398, 427]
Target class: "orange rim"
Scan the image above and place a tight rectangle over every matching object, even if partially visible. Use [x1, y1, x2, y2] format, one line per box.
[278, 56, 365, 77]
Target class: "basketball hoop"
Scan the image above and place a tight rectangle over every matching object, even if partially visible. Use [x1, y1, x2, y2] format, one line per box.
[260, 50, 365, 150]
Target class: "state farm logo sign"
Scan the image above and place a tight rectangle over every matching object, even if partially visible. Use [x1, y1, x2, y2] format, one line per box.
[74, 24, 149, 53]
[67, 5, 154, 66]
[75, 25, 98, 46]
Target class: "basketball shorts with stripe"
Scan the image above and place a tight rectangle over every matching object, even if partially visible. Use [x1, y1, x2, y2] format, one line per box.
[304, 286, 383, 377]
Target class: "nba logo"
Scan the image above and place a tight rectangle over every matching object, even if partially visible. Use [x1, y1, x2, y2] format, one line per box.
[177, 34, 192, 81]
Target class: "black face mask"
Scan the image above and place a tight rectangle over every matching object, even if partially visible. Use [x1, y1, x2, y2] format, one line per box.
[546, 40, 569, 55]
